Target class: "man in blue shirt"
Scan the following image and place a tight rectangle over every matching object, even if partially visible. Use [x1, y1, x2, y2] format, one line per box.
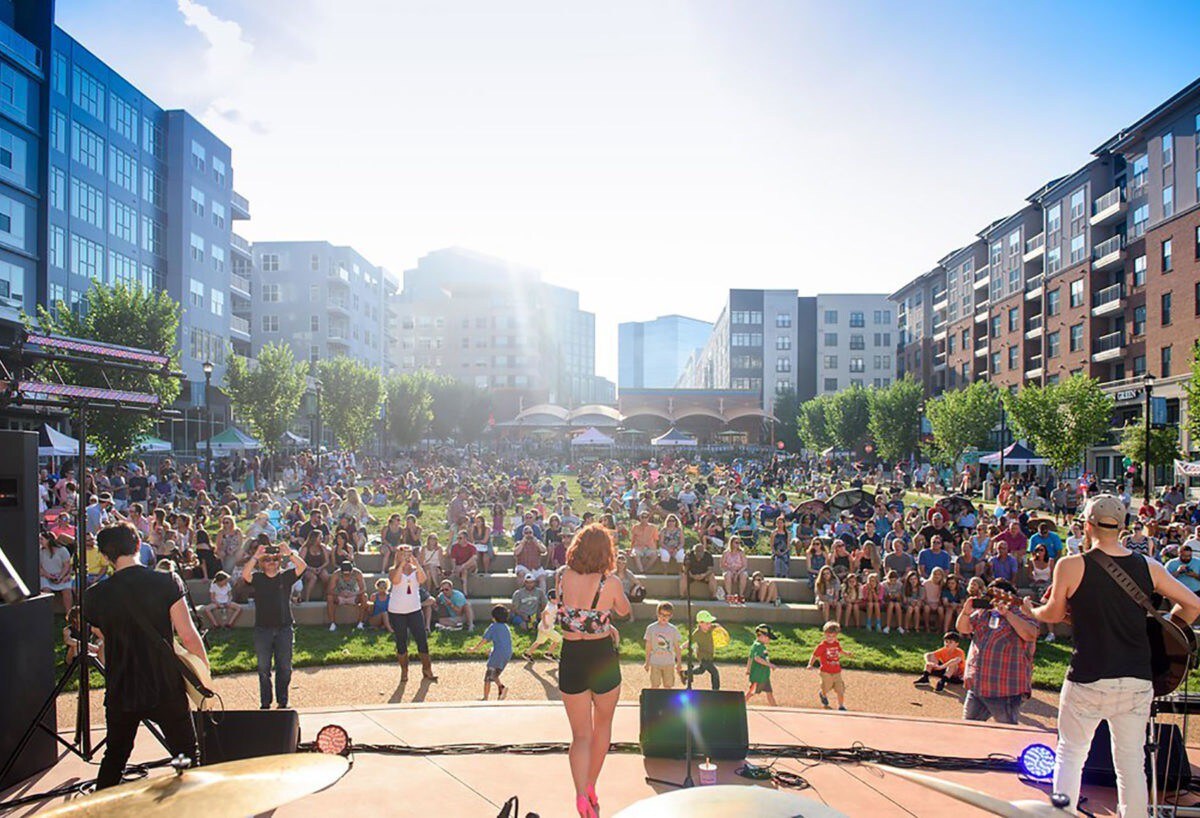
[917, 534, 953, 579]
[989, 542, 1020, 583]
[436, 579, 475, 631]
[1166, 545, 1200, 594]
[1028, 520, 1063, 560]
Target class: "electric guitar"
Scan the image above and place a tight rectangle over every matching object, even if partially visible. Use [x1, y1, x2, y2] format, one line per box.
[174, 641, 217, 710]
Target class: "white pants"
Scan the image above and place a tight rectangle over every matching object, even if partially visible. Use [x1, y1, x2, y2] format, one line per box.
[1053, 676, 1153, 817]
[660, 547, 685, 564]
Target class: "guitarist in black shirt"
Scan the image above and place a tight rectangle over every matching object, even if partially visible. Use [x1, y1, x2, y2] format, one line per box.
[1034, 495, 1200, 816]
[85, 522, 209, 788]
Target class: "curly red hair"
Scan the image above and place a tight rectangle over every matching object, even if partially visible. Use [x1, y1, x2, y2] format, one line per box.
[565, 523, 616, 575]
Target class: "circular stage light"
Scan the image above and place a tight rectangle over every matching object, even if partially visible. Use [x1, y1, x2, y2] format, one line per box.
[1017, 743, 1056, 781]
[315, 724, 351, 756]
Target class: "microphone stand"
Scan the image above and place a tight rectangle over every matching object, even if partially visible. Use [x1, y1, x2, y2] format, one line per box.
[645, 554, 695, 789]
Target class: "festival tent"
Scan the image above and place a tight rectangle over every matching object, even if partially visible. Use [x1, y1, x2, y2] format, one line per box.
[135, 436, 172, 453]
[196, 426, 260, 451]
[979, 442, 1045, 466]
[651, 427, 697, 447]
[38, 424, 95, 457]
[570, 427, 615, 447]
[1176, 459, 1200, 479]
[279, 430, 310, 447]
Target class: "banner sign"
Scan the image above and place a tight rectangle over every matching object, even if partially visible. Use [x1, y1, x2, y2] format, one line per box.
[1175, 459, 1200, 478]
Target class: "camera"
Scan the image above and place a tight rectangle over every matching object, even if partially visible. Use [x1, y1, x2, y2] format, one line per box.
[265, 545, 281, 556]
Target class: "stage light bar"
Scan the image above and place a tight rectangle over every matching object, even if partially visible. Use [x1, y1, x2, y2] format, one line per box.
[25, 332, 171, 368]
[13, 380, 160, 406]
[1017, 743, 1056, 781]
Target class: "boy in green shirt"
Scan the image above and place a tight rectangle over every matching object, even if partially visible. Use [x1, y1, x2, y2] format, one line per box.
[683, 610, 724, 689]
[745, 624, 778, 706]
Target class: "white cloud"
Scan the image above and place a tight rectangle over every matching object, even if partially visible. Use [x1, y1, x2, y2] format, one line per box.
[176, 0, 265, 133]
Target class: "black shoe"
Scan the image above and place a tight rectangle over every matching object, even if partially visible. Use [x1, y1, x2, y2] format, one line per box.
[935, 678, 946, 692]
[913, 674, 931, 687]
[260, 704, 271, 710]
[276, 703, 289, 709]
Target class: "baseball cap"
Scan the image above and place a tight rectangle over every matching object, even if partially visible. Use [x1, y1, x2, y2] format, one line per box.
[1084, 494, 1125, 530]
[523, 571, 536, 582]
[696, 610, 717, 624]
[338, 559, 353, 572]
[754, 623, 777, 639]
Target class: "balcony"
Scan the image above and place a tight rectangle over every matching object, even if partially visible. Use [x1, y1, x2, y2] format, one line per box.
[1092, 234, 1125, 271]
[933, 352, 947, 371]
[1024, 314, 1043, 339]
[1091, 330, 1124, 363]
[974, 307, 988, 324]
[974, 340, 988, 358]
[932, 292, 948, 312]
[327, 295, 350, 316]
[932, 323, 947, 342]
[0, 22, 41, 74]
[1091, 282, 1124, 317]
[229, 271, 251, 298]
[1025, 273, 1044, 300]
[1090, 186, 1126, 227]
[231, 191, 251, 220]
[328, 330, 351, 349]
[1025, 354, 1044, 380]
[973, 271, 990, 290]
[230, 232, 252, 257]
[1023, 232, 1045, 261]
[328, 266, 350, 287]
[229, 314, 250, 338]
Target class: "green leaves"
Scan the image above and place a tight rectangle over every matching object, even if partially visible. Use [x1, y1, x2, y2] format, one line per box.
[826, 384, 871, 452]
[1118, 418, 1181, 471]
[925, 380, 1000, 466]
[224, 342, 309, 454]
[384, 372, 435, 447]
[1005, 374, 1114, 473]
[1186, 341, 1200, 446]
[317, 357, 383, 451]
[868, 376, 923, 463]
[771, 387, 802, 451]
[35, 283, 181, 463]
[797, 394, 832, 451]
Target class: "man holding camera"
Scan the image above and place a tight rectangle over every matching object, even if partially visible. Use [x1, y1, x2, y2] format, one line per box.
[242, 541, 307, 709]
[956, 578, 1037, 724]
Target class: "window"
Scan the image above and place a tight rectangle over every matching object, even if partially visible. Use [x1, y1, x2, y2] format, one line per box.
[143, 117, 163, 158]
[261, 315, 279, 333]
[1008, 306, 1019, 332]
[1069, 278, 1084, 308]
[823, 355, 838, 369]
[1007, 346, 1018, 370]
[849, 311, 865, 327]
[1070, 234, 1085, 264]
[1046, 203, 1061, 234]
[211, 201, 225, 229]
[212, 156, 226, 187]
[849, 334, 865, 350]
[141, 216, 163, 256]
[211, 246, 225, 273]
[1133, 254, 1147, 287]
[849, 357, 865, 373]
[190, 187, 205, 217]
[1046, 247, 1061, 274]
[261, 253, 279, 272]
[1133, 305, 1146, 336]
[142, 165, 164, 209]
[947, 335, 956, 355]
[991, 314, 1001, 338]
[50, 110, 65, 153]
[775, 312, 791, 328]
[1163, 185, 1174, 218]
[310, 254, 320, 272]
[109, 251, 139, 288]
[1162, 346, 1173, 377]
[1162, 132, 1174, 165]
[1047, 288, 1061, 316]
[990, 241, 1002, 269]
[191, 140, 206, 172]
[49, 225, 65, 268]
[70, 122, 104, 173]
[991, 352, 1001, 374]
[49, 165, 64, 211]
[775, 357, 791, 372]
[1196, 225, 1200, 260]
[824, 378, 838, 392]
[1069, 323, 1083, 352]
[189, 233, 204, 263]
[1133, 355, 1146, 376]
[824, 310, 838, 324]
[823, 332, 837, 346]
[775, 335, 791, 350]
[189, 278, 205, 307]
[109, 199, 136, 243]
[70, 234, 103, 281]
[1132, 154, 1149, 190]
[111, 94, 137, 143]
[310, 315, 320, 332]
[961, 329, 969, 348]
[1162, 238, 1173, 272]
[1069, 188, 1085, 220]
[51, 52, 67, 95]
[210, 288, 224, 317]
[873, 309, 891, 324]
[873, 332, 892, 347]
[1047, 331, 1060, 359]
[72, 66, 105, 121]
[730, 332, 762, 346]
[1162, 292, 1172, 326]
[262, 283, 281, 302]
[1133, 204, 1149, 238]
[69, 177, 104, 228]
[108, 146, 136, 193]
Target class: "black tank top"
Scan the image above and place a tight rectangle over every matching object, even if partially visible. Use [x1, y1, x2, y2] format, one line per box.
[1067, 551, 1153, 683]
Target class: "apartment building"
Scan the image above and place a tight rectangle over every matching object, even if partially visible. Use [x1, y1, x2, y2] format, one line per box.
[892, 267, 944, 394]
[391, 247, 613, 420]
[617, 314, 712, 390]
[979, 204, 1045, 393]
[251, 240, 397, 375]
[814, 293, 895, 395]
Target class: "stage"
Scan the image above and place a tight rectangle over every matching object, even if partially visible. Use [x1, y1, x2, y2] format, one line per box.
[2, 701, 1187, 817]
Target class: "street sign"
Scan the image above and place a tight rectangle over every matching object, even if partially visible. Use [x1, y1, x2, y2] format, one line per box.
[1115, 388, 1142, 402]
[1151, 396, 1168, 428]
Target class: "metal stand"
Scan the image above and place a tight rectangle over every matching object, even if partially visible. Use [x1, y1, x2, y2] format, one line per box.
[645, 563, 695, 789]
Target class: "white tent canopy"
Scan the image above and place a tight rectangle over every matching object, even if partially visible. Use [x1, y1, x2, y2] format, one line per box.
[651, 427, 698, 447]
[979, 442, 1045, 466]
[571, 427, 615, 447]
[196, 426, 261, 451]
[38, 424, 95, 457]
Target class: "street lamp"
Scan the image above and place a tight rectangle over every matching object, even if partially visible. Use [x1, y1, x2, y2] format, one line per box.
[315, 378, 323, 473]
[202, 360, 214, 486]
[1143, 372, 1155, 503]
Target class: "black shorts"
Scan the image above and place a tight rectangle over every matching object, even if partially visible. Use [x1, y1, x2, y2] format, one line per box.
[558, 636, 621, 695]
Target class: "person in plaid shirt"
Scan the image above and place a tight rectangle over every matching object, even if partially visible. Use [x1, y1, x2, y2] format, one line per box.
[955, 578, 1037, 724]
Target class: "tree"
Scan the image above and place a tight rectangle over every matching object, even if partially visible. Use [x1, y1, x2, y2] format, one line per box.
[457, 386, 492, 443]
[1185, 341, 1200, 445]
[317, 357, 383, 452]
[771, 387, 801, 451]
[224, 342, 309, 455]
[869, 376, 923, 463]
[385, 371, 434, 447]
[797, 394, 832, 452]
[1118, 419, 1181, 474]
[427, 375, 463, 441]
[1006, 374, 1113, 473]
[825, 384, 872, 453]
[926, 380, 1000, 467]
[36, 283, 181, 463]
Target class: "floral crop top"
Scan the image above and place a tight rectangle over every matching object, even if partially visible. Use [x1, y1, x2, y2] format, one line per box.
[556, 572, 613, 635]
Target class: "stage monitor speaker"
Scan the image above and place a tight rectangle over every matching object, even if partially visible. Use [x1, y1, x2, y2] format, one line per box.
[0, 431, 37, 594]
[639, 689, 749, 760]
[0, 594, 57, 788]
[193, 709, 300, 764]
[1083, 720, 1191, 792]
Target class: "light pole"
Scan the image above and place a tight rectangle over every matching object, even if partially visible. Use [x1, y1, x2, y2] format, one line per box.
[1143, 372, 1155, 503]
[315, 378, 323, 473]
[998, 392, 1007, 476]
[202, 360, 214, 485]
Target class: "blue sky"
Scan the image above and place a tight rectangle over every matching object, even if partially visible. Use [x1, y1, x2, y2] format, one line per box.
[57, 1, 1200, 380]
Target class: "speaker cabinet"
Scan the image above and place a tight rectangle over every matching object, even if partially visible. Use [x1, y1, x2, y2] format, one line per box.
[1083, 720, 1191, 792]
[193, 709, 300, 764]
[0, 594, 57, 788]
[0, 431, 37, 593]
[639, 688, 749, 760]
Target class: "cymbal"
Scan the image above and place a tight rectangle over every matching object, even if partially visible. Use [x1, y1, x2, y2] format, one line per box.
[40, 753, 350, 818]
[875, 765, 1076, 817]
[614, 784, 849, 818]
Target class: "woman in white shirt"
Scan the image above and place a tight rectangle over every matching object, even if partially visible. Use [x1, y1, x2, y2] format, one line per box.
[388, 545, 435, 683]
[1064, 521, 1085, 555]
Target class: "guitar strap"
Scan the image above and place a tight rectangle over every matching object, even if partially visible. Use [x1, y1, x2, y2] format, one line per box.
[1089, 550, 1158, 616]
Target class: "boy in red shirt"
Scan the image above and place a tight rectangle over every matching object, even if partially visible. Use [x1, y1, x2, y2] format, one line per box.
[914, 631, 966, 691]
[807, 621, 852, 711]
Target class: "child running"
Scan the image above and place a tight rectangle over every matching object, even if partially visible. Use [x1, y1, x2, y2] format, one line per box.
[745, 624, 779, 706]
[807, 621, 852, 711]
[683, 610, 725, 689]
[523, 589, 562, 661]
[468, 604, 513, 700]
[914, 631, 966, 691]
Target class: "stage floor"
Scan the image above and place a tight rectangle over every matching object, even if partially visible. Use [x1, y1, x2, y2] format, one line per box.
[3, 701, 1186, 817]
